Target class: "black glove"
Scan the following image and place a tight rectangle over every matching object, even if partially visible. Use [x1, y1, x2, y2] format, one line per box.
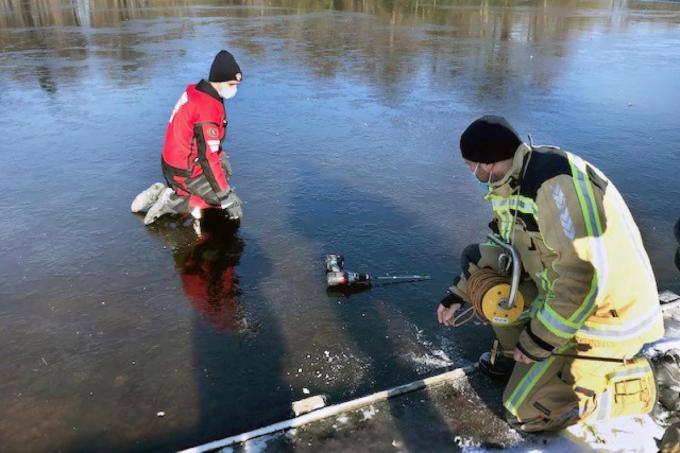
[220, 190, 243, 220]
[440, 291, 465, 308]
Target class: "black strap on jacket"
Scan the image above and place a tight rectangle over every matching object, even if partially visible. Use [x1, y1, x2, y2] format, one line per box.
[193, 123, 225, 200]
[162, 158, 192, 178]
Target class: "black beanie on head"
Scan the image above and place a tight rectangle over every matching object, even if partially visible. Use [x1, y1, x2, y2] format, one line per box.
[209, 50, 242, 83]
[460, 115, 522, 163]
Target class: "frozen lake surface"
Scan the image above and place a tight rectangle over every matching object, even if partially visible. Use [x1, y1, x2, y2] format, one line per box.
[1, 0, 679, 450]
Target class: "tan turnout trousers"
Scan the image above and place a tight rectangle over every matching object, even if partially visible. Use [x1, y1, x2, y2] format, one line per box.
[452, 242, 656, 432]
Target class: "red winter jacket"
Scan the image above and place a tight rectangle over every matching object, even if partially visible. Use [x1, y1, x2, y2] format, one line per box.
[161, 80, 229, 209]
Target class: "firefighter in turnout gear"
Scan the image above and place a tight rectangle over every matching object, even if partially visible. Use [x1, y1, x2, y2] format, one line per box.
[437, 116, 663, 432]
[132, 50, 243, 226]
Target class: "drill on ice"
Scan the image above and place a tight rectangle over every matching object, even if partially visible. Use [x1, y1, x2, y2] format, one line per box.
[323, 254, 431, 288]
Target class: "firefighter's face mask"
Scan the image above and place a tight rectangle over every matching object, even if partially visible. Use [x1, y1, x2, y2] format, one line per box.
[472, 163, 494, 191]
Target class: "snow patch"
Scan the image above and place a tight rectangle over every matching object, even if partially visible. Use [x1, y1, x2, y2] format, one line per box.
[643, 336, 680, 358]
[361, 405, 379, 420]
[405, 324, 456, 373]
[242, 433, 278, 453]
[217, 432, 285, 453]
[292, 349, 371, 391]
[453, 435, 481, 448]
[407, 349, 453, 373]
[463, 415, 664, 453]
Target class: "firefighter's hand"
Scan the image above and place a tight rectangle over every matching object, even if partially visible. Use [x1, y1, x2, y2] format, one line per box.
[512, 347, 534, 364]
[437, 303, 461, 327]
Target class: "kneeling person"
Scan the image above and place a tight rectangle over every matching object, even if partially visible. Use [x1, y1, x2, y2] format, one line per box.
[438, 116, 663, 432]
[133, 50, 243, 225]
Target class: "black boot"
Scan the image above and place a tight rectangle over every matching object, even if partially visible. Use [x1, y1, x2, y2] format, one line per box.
[478, 351, 515, 382]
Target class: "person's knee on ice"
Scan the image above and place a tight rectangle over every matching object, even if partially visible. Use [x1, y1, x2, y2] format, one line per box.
[131, 182, 167, 213]
[143, 187, 189, 225]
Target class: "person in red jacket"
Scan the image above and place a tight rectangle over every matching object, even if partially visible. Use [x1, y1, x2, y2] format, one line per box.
[132, 50, 243, 228]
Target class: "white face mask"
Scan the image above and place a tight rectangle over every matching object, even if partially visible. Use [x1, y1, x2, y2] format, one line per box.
[473, 163, 494, 191]
[220, 85, 237, 100]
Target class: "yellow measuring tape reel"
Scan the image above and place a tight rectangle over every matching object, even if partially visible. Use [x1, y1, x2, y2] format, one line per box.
[467, 268, 524, 325]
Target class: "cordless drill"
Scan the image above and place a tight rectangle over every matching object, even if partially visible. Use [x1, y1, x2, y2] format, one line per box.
[324, 254, 371, 287]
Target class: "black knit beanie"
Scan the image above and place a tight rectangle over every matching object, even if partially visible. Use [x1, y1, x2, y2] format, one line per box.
[460, 115, 521, 163]
[209, 50, 242, 83]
